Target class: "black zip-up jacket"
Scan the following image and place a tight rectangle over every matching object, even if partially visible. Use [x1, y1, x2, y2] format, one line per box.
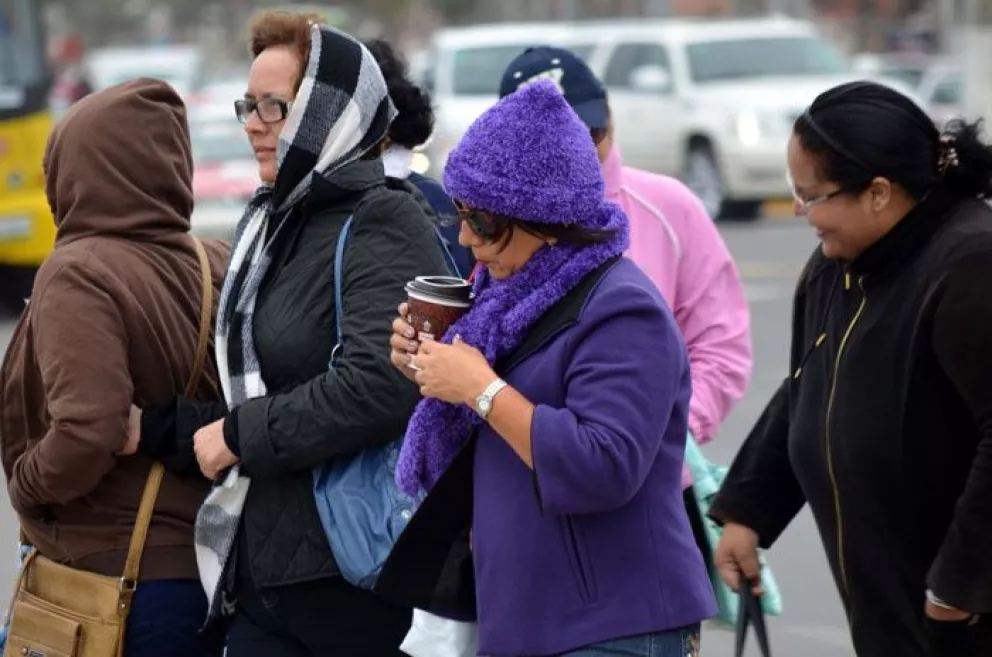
[709, 190, 992, 656]
[139, 159, 449, 587]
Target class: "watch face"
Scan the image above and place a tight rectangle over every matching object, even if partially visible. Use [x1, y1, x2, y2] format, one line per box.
[478, 397, 492, 414]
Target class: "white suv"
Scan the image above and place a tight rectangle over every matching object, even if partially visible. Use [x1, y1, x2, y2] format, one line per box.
[419, 16, 918, 220]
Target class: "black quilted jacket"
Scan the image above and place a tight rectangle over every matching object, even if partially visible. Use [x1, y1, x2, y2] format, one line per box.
[140, 159, 448, 588]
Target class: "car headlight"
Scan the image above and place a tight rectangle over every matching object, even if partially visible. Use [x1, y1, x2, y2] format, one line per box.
[735, 111, 762, 145]
[731, 110, 784, 146]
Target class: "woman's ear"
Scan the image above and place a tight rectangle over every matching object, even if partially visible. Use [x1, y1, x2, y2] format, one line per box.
[867, 176, 893, 214]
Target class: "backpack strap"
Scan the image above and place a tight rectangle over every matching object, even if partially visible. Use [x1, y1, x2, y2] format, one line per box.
[329, 216, 355, 368]
[432, 225, 463, 279]
[408, 175, 464, 279]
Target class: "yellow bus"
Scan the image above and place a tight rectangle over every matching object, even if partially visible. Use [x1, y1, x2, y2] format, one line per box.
[0, 0, 53, 314]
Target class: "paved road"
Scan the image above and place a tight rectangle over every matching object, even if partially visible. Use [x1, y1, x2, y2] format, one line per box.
[0, 217, 854, 655]
[701, 220, 854, 656]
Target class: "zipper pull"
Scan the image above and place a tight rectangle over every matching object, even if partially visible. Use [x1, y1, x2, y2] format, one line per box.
[844, 272, 851, 290]
[794, 333, 828, 379]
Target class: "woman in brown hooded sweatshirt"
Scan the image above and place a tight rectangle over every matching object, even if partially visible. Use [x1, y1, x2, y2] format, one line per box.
[0, 78, 228, 656]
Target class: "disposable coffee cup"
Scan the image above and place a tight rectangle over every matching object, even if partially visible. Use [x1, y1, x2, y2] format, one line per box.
[404, 276, 473, 348]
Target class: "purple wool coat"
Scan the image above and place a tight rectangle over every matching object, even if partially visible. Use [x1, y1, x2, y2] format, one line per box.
[470, 257, 716, 656]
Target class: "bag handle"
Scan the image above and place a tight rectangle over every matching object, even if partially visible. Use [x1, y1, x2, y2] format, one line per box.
[735, 581, 772, 657]
[329, 216, 354, 367]
[117, 237, 214, 611]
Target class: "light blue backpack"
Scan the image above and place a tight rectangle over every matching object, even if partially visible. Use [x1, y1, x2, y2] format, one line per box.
[684, 435, 783, 627]
[311, 215, 424, 589]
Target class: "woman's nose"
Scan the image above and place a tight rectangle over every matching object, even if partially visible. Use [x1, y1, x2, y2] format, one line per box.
[243, 111, 265, 135]
[457, 220, 475, 248]
[793, 197, 805, 217]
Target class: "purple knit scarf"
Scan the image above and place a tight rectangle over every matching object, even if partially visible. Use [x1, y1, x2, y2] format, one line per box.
[395, 203, 630, 496]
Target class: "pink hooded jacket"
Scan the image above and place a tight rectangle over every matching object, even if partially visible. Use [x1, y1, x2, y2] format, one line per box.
[603, 146, 753, 484]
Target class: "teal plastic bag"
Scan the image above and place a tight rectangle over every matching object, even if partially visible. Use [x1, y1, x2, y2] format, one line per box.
[684, 435, 783, 627]
[0, 545, 30, 651]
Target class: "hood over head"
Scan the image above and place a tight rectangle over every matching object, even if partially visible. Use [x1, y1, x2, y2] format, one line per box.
[44, 77, 193, 245]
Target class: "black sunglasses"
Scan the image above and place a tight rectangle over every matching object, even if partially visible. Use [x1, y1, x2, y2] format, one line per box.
[440, 200, 505, 241]
[234, 98, 294, 124]
[590, 126, 608, 145]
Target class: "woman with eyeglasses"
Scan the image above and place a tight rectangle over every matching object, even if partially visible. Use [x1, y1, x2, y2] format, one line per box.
[710, 81, 992, 657]
[130, 10, 448, 656]
[380, 79, 715, 657]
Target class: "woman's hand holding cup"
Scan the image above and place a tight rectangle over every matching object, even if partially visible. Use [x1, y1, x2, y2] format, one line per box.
[390, 302, 420, 383]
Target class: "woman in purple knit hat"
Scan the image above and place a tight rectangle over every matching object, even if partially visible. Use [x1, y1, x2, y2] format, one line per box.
[381, 79, 716, 656]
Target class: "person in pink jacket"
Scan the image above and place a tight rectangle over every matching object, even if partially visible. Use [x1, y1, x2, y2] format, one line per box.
[498, 47, 753, 466]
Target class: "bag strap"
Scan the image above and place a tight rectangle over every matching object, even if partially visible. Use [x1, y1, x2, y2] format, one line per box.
[735, 580, 772, 657]
[408, 176, 463, 279]
[329, 216, 354, 368]
[432, 225, 462, 279]
[117, 237, 214, 610]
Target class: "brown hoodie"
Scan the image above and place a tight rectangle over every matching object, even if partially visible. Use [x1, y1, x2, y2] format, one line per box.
[0, 79, 229, 580]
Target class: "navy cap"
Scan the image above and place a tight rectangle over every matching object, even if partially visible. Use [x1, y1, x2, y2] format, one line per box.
[498, 46, 608, 130]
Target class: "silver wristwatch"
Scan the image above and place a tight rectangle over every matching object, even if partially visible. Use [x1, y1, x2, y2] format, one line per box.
[475, 378, 508, 421]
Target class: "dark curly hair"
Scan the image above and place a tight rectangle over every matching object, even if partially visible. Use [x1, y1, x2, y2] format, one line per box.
[364, 38, 435, 149]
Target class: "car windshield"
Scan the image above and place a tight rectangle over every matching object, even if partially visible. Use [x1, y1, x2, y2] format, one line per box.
[0, 0, 46, 87]
[451, 43, 595, 95]
[190, 122, 253, 164]
[882, 66, 927, 89]
[686, 36, 850, 84]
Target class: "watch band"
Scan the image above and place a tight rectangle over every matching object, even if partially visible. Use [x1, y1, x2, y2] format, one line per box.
[476, 378, 508, 420]
[481, 378, 507, 400]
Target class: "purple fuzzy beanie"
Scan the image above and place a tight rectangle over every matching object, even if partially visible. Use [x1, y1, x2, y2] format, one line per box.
[396, 79, 630, 496]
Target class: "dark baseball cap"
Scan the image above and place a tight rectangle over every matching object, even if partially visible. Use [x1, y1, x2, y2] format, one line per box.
[498, 46, 608, 130]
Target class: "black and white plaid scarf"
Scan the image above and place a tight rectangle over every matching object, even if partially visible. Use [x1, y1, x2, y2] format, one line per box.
[194, 23, 396, 618]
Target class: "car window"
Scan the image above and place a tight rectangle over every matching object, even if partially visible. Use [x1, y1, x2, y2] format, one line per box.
[882, 66, 926, 89]
[686, 36, 850, 83]
[603, 43, 672, 91]
[451, 43, 595, 96]
[931, 73, 961, 105]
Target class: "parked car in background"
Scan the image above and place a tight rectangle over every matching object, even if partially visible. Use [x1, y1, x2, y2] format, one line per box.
[188, 116, 257, 240]
[186, 71, 250, 109]
[852, 51, 931, 89]
[421, 16, 920, 220]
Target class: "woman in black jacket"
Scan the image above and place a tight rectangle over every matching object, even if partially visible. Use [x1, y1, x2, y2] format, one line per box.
[710, 80, 992, 657]
[133, 11, 447, 657]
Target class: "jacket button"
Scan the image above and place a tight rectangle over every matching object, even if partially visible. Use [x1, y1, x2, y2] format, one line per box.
[400, 509, 412, 520]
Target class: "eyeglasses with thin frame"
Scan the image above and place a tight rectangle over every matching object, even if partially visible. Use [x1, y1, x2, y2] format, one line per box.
[234, 98, 293, 125]
[786, 171, 851, 215]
